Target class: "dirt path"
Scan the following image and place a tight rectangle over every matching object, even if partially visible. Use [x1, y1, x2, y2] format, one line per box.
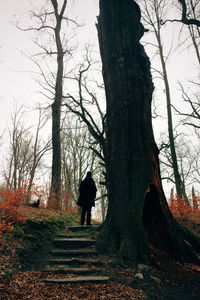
[1, 224, 200, 299]
[42, 225, 110, 283]
[0, 225, 144, 299]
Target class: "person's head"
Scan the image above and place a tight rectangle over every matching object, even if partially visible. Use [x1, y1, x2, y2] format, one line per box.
[86, 171, 92, 177]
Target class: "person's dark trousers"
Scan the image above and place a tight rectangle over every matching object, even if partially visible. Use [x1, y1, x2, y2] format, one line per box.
[81, 206, 92, 225]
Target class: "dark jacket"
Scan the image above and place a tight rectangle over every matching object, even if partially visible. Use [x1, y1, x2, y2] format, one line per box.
[77, 176, 97, 207]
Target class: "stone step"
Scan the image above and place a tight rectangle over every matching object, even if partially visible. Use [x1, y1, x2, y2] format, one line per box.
[51, 248, 97, 257]
[43, 266, 100, 274]
[47, 257, 101, 266]
[56, 232, 92, 238]
[53, 238, 95, 249]
[43, 276, 109, 284]
[67, 225, 99, 232]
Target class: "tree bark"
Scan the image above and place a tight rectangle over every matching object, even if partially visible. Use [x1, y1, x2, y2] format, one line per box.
[48, 0, 67, 209]
[96, 0, 200, 265]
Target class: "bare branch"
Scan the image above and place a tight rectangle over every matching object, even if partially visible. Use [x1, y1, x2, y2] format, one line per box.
[161, 0, 200, 27]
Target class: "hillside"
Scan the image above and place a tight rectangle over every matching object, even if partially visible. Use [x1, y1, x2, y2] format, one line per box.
[0, 206, 200, 300]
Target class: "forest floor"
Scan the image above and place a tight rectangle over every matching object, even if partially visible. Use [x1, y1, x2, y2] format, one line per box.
[0, 207, 200, 300]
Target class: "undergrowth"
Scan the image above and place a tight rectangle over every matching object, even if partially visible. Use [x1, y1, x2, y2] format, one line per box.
[11, 214, 79, 271]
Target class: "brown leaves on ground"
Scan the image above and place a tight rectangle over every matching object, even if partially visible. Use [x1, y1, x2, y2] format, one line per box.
[0, 232, 25, 279]
[1, 207, 200, 299]
[0, 207, 144, 299]
[1, 271, 144, 300]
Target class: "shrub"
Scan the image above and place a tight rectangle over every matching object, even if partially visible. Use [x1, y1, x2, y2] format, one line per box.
[169, 195, 200, 223]
[0, 188, 26, 232]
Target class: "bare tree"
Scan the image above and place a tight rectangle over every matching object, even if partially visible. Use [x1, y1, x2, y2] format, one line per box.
[63, 46, 106, 167]
[172, 82, 200, 136]
[60, 46, 109, 216]
[159, 134, 199, 200]
[61, 116, 98, 207]
[17, 0, 78, 209]
[4, 105, 30, 190]
[177, 0, 200, 27]
[96, 0, 200, 264]
[25, 106, 52, 201]
[174, 0, 200, 65]
[161, 0, 200, 27]
[138, 0, 187, 200]
[3, 105, 51, 200]
[190, 146, 200, 186]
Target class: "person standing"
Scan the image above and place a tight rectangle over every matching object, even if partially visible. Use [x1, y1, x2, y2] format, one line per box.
[77, 171, 97, 226]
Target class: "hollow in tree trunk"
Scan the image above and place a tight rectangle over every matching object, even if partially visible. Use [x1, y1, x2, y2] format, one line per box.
[96, 0, 200, 265]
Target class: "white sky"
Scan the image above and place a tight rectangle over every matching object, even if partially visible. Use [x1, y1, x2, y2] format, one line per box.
[0, 0, 199, 197]
[0, 0, 99, 119]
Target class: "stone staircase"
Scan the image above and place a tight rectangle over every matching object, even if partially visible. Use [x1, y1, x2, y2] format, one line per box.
[43, 225, 109, 284]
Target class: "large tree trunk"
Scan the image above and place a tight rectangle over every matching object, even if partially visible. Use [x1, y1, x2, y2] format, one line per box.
[97, 0, 200, 265]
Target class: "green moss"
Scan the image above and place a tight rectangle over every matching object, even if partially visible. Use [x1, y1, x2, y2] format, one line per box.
[11, 224, 25, 237]
[24, 233, 38, 241]
[16, 215, 79, 270]
[1, 268, 13, 280]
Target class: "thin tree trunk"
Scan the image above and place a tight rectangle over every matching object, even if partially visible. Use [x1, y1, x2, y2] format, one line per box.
[155, 17, 187, 201]
[48, 0, 67, 209]
[189, 25, 200, 65]
[192, 186, 198, 212]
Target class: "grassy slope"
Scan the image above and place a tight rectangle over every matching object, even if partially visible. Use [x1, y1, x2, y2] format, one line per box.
[0, 206, 200, 299]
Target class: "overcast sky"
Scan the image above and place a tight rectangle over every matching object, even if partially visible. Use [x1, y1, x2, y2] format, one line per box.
[0, 0, 198, 131]
[0, 0, 99, 123]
